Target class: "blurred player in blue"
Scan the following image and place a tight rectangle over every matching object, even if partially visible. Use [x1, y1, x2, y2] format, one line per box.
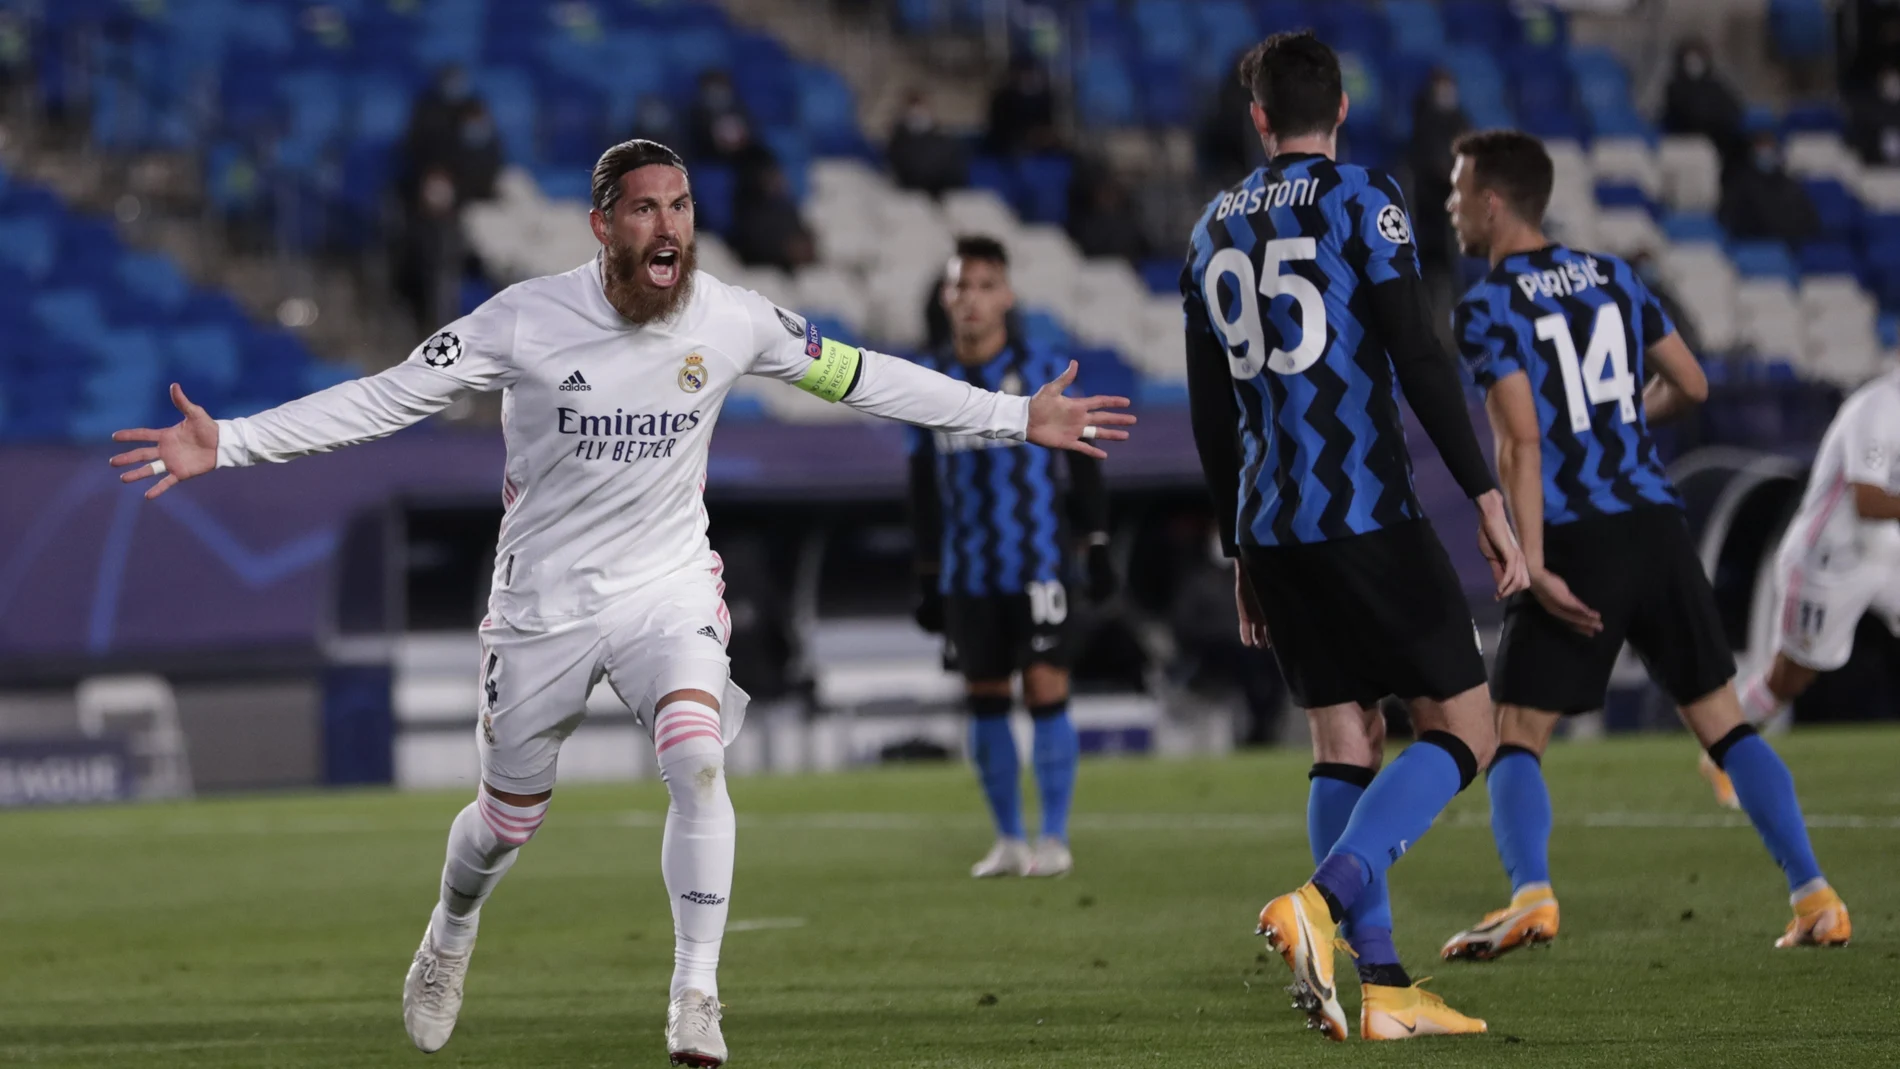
[1439, 129, 1851, 961]
[909, 236, 1117, 879]
[1182, 33, 1528, 1041]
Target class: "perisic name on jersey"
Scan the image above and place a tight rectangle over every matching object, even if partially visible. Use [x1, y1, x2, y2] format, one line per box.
[557, 405, 704, 463]
[1512, 255, 1612, 302]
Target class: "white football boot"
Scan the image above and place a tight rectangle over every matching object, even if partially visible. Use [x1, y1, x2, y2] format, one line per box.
[402, 921, 473, 1053]
[667, 988, 727, 1067]
[1026, 838, 1073, 878]
[970, 838, 1032, 878]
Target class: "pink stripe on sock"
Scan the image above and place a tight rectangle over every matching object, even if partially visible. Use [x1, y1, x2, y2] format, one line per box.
[479, 807, 537, 845]
[656, 711, 720, 733]
[656, 724, 721, 750]
[656, 728, 722, 754]
[479, 798, 546, 833]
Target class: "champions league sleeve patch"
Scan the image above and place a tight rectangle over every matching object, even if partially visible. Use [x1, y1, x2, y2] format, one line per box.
[804, 321, 823, 359]
[1375, 204, 1413, 245]
[776, 306, 805, 338]
[419, 330, 464, 368]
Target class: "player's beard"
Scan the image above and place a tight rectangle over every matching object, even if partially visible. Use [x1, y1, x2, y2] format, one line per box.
[602, 236, 697, 325]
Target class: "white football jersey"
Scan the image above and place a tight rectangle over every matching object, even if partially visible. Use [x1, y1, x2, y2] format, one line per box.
[214, 258, 1030, 629]
[1778, 368, 1900, 574]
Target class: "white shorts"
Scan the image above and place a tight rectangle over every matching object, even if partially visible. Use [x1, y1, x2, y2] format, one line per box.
[1771, 553, 1900, 672]
[474, 569, 748, 795]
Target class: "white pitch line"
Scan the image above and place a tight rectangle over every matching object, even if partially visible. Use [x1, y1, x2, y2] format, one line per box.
[725, 917, 807, 932]
[10, 808, 1900, 838]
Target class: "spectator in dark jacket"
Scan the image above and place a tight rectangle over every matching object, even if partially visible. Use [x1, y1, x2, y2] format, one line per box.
[889, 91, 969, 197]
[1067, 175, 1150, 262]
[1198, 50, 1260, 178]
[404, 65, 473, 179]
[1407, 69, 1469, 279]
[1851, 65, 1900, 164]
[986, 56, 1059, 155]
[1719, 130, 1821, 245]
[1662, 40, 1747, 165]
[687, 70, 748, 163]
[731, 164, 815, 270]
[451, 100, 503, 203]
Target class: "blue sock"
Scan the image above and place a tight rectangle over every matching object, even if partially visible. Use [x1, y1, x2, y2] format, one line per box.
[1308, 765, 1395, 962]
[1487, 745, 1553, 892]
[1029, 703, 1079, 842]
[968, 701, 1023, 840]
[1314, 733, 1473, 917]
[1715, 728, 1823, 892]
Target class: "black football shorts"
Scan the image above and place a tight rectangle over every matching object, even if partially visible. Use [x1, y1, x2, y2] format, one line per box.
[944, 581, 1074, 681]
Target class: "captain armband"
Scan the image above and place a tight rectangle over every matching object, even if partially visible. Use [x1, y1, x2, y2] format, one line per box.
[794, 335, 862, 403]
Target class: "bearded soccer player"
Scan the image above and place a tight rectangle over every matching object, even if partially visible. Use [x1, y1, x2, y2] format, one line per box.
[1183, 33, 1528, 1042]
[1440, 129, 1849, 962]
[1699, 369, 1900, 806]
[107, 140, 1134, 1067]
[908, 236, 1116, 879]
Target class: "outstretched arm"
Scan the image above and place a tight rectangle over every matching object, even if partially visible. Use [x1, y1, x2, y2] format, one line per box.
[110, 302, 518, 498]
[739, 294, 1133, 456]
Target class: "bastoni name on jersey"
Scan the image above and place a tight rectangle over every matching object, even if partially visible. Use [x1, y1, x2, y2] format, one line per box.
[558, 405, 703, 464]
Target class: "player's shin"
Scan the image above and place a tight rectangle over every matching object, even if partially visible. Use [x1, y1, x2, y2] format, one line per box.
[1308, 765, 1404, 983]
[655, 699, 735, 1001]
[1028, 701, 1077, 843]
[1313, 731, 1478, 918]
[967, 695, 1024, 841]
[434, 790, 549, 954]
[1487, 744, 1553, 893]
[1708, 724, 1824, 893]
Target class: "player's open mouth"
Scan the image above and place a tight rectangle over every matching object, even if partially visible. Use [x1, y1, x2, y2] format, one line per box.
[647, 248, 681, 288]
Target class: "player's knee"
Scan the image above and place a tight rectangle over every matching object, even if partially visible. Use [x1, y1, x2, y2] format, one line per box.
[1766, 655, 1818, 701]
[653, 699, 727, 800]
[1022, 666, 1069, 709]
[1418, 729, 1486, 788]
[966, 692, 1012, 719]
[1495, 705, 1558, 756]
[475, 786, 551, 849]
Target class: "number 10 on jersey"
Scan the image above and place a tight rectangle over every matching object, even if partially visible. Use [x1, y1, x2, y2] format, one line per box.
[1534, 304, 1637, 433]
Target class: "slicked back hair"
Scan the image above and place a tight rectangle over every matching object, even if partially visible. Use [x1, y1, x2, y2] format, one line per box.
[1452, 129, 1555, 226]
[591, 139, 688, 217]
[953, 234, 1008, 268]
[1236, 32, 1343, 141]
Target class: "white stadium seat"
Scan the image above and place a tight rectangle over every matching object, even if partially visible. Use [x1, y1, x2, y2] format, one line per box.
[939, 189, 1020, 243]
[1784, 132, 1861, 184]
[1589, 137, 1661, 197]
[1854, 166, 1900, 212]
[1734, 278, 1803, 362]
[1657, 135, 1721, 212]
[794, 265, 871, 335]
[1592, 208, 1663, 259]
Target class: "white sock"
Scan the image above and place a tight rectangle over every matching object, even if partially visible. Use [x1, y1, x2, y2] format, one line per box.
[1737, 672, 1787, 728]
[654, 699, 734, 1000]
[431, 791, 549, 955]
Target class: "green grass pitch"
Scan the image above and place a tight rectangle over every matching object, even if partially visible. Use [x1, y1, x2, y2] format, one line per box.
[3, 727, 1897, 1067]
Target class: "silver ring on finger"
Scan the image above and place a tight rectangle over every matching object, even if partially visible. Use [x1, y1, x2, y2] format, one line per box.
[1080, 425, 1098, 440]
[149, 459, 168, 477]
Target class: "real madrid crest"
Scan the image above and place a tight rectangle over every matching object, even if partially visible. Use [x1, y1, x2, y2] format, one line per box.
[678, 352, 708, 393]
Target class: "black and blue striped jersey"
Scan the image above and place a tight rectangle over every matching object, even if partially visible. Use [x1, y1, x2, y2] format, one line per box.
[1182, 154, 1439, 548]
[908, 340, 1072, 597]
[1456, 245, 1683, 525]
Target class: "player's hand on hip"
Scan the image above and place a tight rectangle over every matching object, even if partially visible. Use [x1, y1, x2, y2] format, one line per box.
[1026, 360, 1135, 460]
[108, 383, 218, 500]
[1233, 559, 1271, 648]
[1474, 489, 1531, 600]
[1530, 567, 1603, 637]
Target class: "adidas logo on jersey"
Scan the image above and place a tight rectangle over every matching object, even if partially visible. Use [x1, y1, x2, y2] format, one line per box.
[559, 371, 591, 391]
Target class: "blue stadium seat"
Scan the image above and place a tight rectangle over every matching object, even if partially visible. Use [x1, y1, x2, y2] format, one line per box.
[1138, 57, 1193, 127]
[666, 25, 734, 82]
[1803, 179, 1861, 239]
[1768, 0, 1831, 63]
[691, 164, 736, 236]
[1730, 241, 1797, 282]
[1797, 240, 1859, 278]
[1382, 0, 1446, 56]
[1338, 52, 1384, 139]
[117, 252, 191, 318]
[1444, 46, 1513, 129]
[1016, 155, 1073, 225]
[1662, 212, 1725, 244]
[1442, 0, 1518, 50]
[1075, 347, 1137, 400]
[1077, 54, 1137, 128]
[352, 74, 416, 146]
[795, 64, 861, 156]
[1594, 182, 1653, 214]
[1782, 102, 1844, 134]
[1862, 213, 1900, 249]
[1132, 0, 1195, 63]
[1195, 2, 1258, 65]
[1309, 1, 1386, 57]
[1139, 257, 1179, 294]
[0, 214, 57, 281]
[472, 68, 539, 166]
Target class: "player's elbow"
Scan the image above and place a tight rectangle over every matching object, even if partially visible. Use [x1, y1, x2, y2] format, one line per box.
[1677, 371, 1709, 405]
[1852, 481, 1900, 521]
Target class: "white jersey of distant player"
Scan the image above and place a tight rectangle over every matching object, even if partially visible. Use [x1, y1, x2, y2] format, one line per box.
[213, 258, 1029, 631]
[1776, 368, 1900, 576]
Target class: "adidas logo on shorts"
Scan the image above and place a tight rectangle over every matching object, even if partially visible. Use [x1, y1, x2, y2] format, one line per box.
[696, 624, 720, 640]
[559, 371, 591, 391]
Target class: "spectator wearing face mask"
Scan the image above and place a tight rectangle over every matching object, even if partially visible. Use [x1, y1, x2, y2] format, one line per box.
[889, 90, 969, 197]
[987, 55, 1060, 156]
[1851, 65, 1900, 164]
[1663, 40, 1747, 165]
[405, 64, 475, 183]
[1408, 69, 1469, 279]
[1719, 130, 1821, 245]
[627, 94, 682, 151]
[451, 100, 503, 203]
[688, 71, 748, 164]
[730, 164, 816, 270]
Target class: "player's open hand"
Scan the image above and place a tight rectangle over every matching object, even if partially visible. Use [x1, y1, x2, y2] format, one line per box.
[1530, 567, 1603, 637]
[108, 384, 218, 500]
[1474, 490, 1531, 600]
[1026, 360, 1135, 460]
[1233, 559, 1271, 648]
